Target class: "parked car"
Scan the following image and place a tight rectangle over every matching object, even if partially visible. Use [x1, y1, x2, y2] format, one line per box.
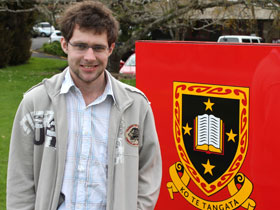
[31, 28, 38, 38]
[217, 35, 263, 43]
[49, 30, 63, 43]
[33, 22, 55, 37]
[119, 53, 135, 75]
[119, 60, 125, 69]
[272, 39, 280, 43]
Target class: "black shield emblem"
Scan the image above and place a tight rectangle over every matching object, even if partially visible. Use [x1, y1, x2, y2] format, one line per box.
[173, 82, 249, 196]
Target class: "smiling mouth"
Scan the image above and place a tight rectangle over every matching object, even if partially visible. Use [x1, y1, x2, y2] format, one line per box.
[80, 64, 99, 70]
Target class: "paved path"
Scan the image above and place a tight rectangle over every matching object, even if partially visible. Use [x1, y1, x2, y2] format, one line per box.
[31, 50, 67, 60]
[31, 37, 66, 60]
[31, 37, 49, 50]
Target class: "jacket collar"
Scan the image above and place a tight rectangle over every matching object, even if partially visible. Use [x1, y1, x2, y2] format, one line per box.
[43, 67, 68, 98]
[104, 70, 134, 111]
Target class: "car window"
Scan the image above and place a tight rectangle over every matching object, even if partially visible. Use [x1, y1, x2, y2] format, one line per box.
[41, 23, 51, 28]
[126, 54, 135, 66]
[242, 39, 251, 43]
[251, 39, 259, 43]
[56, 32, 62, 36]
[219, 38, 239, 42]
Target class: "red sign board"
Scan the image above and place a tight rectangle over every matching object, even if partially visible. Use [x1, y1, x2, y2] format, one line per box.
[136, 41, 280, 210]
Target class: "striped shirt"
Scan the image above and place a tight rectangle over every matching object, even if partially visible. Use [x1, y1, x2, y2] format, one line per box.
[58, 69, 114, 210]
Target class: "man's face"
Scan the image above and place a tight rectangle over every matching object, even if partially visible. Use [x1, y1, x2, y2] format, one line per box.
[61, 25, 114, 87]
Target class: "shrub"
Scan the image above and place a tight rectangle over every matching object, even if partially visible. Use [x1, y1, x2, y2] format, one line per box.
[42, 41, 67, 57]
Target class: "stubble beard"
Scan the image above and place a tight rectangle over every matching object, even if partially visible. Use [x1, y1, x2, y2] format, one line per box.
[71, 65, 105, 85]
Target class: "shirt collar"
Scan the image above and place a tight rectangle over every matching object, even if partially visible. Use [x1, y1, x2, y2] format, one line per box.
[104, 71, 116, 104]
[60, 68, 75, 94]
[94, 71, 115, 106]
[60, 68, 116, 105]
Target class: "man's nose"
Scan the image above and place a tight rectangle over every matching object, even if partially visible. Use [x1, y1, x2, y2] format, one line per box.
[84, 47, 97, 60]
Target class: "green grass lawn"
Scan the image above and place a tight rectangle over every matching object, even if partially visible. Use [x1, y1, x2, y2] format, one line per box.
[0, 57, 135, 209]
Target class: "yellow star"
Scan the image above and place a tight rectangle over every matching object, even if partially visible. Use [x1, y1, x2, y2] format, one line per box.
[202, 159, 215, 176]
[204, 98, 214, 111]
[226, 129, 237, 142]
[183, 123, 192, 135]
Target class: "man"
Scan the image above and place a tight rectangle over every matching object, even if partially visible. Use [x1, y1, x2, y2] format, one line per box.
[7, 1, 162, 210]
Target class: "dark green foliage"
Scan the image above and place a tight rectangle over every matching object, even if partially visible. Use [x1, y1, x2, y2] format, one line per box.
[0, 10, 13, 67]
[42, 41, 67, 57]
[0, 1, 37, 67]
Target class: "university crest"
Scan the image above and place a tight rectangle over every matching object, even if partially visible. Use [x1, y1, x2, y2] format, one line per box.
[167, 82, 256, 210]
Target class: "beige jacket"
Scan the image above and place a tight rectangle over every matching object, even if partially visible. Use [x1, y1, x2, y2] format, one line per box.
[7, 69, 162, 210]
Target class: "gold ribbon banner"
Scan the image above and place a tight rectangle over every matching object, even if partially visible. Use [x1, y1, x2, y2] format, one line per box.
[167, 162, 256, 210]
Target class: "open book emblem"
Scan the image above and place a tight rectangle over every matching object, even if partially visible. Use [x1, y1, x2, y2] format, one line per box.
[195, 114, 224, 154]
[169, 82, 251, 199]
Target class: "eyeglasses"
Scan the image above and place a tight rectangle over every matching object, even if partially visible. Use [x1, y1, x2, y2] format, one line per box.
[68, 41, 109, 54]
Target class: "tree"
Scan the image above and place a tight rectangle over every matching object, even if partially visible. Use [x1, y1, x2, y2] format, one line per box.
[106, 0, 280, 72]
[107, 0, 246, 72]
[0, 0, 38, 67]
[2, 0, 280, 70]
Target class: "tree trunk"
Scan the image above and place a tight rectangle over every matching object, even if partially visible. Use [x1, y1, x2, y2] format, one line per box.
[108, 49, 122, 73]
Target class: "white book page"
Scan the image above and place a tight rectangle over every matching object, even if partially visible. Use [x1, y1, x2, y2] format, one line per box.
[209, 115, 220, 149]
[197, 114, 209, 146]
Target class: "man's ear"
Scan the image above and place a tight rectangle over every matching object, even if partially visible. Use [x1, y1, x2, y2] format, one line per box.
[108, 43, 115, 56]
[60, 37, 68, 54]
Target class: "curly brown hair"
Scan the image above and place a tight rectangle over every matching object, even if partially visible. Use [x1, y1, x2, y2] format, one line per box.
[59, 1, 119, 47]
